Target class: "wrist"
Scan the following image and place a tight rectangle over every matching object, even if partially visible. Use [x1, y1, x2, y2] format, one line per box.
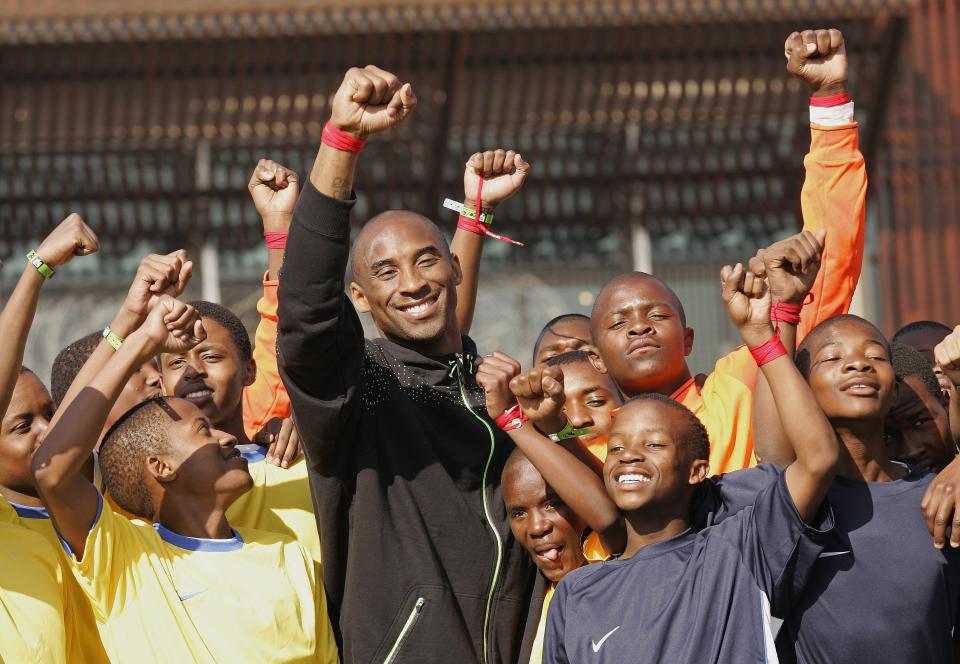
[464, 197, 495, 213]
[112, 307, 146, 337]
[740, 324, 776, 349]
[122, 329, 162, 362]
[533, 415, 568, 437]
[261, 215, 292, 233]
[811, 81, 848, 97]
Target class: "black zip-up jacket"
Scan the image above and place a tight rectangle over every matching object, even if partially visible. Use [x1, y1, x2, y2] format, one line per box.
[278, 182, 541, 663]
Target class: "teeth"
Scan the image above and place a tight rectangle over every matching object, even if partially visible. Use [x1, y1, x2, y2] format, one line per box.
[618, 474, 650, 484]
[185, 390, 212, 399]
[537, 548, 560, 561]
[400, 297, 437, 315]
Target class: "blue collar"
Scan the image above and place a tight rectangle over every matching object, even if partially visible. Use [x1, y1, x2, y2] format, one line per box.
[154, 523, 244, 552]
[236, 444, 267, 464]
[10, 501, 49, 519]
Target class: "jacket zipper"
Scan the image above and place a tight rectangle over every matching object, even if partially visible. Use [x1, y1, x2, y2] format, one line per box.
[455, 355, 503, 664]
[382, 596, 425, 664]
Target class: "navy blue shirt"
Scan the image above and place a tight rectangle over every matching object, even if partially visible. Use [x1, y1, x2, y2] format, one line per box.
[545, 469, 833, 663]
[706, 464, 960, 663]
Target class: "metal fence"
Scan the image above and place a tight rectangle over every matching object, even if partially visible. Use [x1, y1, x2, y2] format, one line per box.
[4, 0, 957, 382]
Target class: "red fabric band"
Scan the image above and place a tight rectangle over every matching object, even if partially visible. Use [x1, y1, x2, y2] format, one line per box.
[264, 231, 288, 249]
[495, 402, 529, 432]
[770, 301, 803, 325]
[321, 121, 367, 153]
[749, 330, 788, 367]
[809, 92, 851, 108]
[459, 177, 525, 247]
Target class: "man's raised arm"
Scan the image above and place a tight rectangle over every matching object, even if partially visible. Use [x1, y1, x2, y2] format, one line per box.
[278, 66, 416, 470]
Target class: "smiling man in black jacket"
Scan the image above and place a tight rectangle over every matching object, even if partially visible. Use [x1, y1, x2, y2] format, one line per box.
[277, 65, 540, 663]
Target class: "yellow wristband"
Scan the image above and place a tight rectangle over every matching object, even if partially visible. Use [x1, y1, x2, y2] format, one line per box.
[102, 326, 124, 351]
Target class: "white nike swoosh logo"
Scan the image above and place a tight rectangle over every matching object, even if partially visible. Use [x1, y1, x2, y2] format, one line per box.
[178, 590, 206, 602]
[818, 551, 851, 558]
[591, 626, 620, 652]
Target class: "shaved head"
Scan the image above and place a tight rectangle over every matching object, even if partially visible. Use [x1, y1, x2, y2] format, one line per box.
[592, 273, 686, 328]
[351, 210, 450, 283]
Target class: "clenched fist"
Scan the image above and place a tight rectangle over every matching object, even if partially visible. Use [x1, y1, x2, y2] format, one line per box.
[748, 229, 825, 305]
[785, 28, 847, 97]
[330, 65, 417, 138]
[248, 159, 300, 231]
[934, 326, 960, 388]
[463, 150, 531, 209]
[721, 263, 774, 348]
[36, 213, 100, 268]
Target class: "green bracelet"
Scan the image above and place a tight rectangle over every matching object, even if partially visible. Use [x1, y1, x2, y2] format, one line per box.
[26, 250, 55, 279]
[102, 326, 124, 351]
[547, 421, 592, 442]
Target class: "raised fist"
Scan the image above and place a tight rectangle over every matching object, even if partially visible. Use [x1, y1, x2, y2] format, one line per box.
[475, 352, 522, 420]
[785, 28, 847, 96]
[36, 213, 100, 268]
[721, 263, 773, 348]
[122, 251, 193, 322]
[254, 417, 302, 468]
[747, 229, 825, 305]
[509, 366, 567, 434]
[138, 296, 206, 356]
[330, 65, 417, 138]
[248, 159, 300, 231]
[934, 326, 960, 388]
[464, 150, 531, 209]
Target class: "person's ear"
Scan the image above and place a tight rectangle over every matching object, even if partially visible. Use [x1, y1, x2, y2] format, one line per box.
[242, 357, 256, 388]
[450, 253, 464, 287]
[350, 281, 371, 314]
[687, 458, 709, 485]
[146, 453, 177, 485]
[683, 327, 695, 357]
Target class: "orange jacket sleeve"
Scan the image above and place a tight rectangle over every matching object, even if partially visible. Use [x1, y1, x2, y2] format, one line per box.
[797, 122, 867, 341]
[242, 273, 292, 440]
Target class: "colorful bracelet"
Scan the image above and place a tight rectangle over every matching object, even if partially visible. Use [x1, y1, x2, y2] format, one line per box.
[748, 330, 787, 367]
[321, 121, 366, 153]
[547, 420, 592, 442]
[26, 250, 54, 278]
[264, 231, 288, 249]
[102, 326, 124, 351]
[495, 402, 529, 432]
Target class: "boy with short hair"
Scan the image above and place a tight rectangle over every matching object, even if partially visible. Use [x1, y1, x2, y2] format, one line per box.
[477, 261, 839, 663]
[32, 297, 338, 664]
[591, 28, 865, 475]
[887, 341, 956, 470]
[895, 320, 960, 444]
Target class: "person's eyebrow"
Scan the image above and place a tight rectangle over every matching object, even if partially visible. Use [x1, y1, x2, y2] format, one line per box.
[413, 245, 442, 259]
[575, 385, 606, 396]
[368, 258, 396, 273]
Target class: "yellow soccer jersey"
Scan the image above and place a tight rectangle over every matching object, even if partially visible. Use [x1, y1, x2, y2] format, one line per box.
[227, 445, 322, 565]
[64, 494, 337, 664]
[0, 520, 68, 664]
[4, 499, 110, 664]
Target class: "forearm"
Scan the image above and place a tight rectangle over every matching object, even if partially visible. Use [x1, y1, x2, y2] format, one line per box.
[308, 143, 358, 200]
[751, 324, 798, 466]
[0, 266, 44, 417]
[452, 196, 490, 334]
[508, 425, 623, 541]
[760, 353, 838, 521]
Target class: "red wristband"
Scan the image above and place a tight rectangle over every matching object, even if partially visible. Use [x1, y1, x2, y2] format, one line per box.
[809, 92, 850, 107]
[264, 231, 288, 249]
[495, 402, 529, 432]
[321, 121, 366, 153]
[455, 177, 525, 247]
[749, 330, 787, 367]
[770, 301, 803, 325]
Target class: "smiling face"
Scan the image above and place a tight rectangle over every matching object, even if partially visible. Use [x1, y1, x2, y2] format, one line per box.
[591, 274, 693, 397]
[161, 319, 253, 428]
[560, 359, 623, 447]
[886, 376, 955, 470]
[801, 317, 897, 426]
[534, 317, 594, 366]
[0, 372, 54, 497]
[603, 399, 709, 516]
[350, 212, 463, 355]
[503, 453, 587, 584]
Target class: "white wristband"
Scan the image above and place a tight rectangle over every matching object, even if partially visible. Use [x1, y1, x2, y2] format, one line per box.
[810, 101, 855, 127]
